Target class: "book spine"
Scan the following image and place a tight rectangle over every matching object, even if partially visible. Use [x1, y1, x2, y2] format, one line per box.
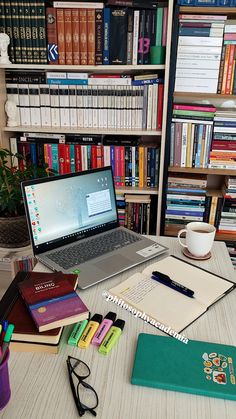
[103, 7, 110, 64]
[4, 1, 15, 63]
[57, 8, 65, 65]
[18, 1, 27, 63]
[137, 9, 145, 65]
[71, 9, 80, 65]
[46, 7, 59, 65]
[110, 8, 128, 65]
[95, 9, 103, 65]
[155, 6, 163, 46]
[38, 1, 47, 64]
[126, 8, 134, 65]
[64, 9, 73, 65]
[143, 9, 151, 65]
[79, 8, 88, 65]
[132, 10, 139, 65]
[87, 9, 96, 65]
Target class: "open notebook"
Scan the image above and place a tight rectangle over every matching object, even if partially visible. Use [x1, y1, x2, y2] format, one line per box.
[109, 255, 235, 333]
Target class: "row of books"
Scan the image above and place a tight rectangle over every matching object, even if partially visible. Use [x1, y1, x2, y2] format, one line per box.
[116, 194, 152, 234]
[0, 245, 35, 278]
[227, 242, 236, 270]
[6, 72, 164, 130]
[175, 14, 226, 94]
[170, 104, 215, 168]
[11, 135, 160, 189]
[217, 19, 236, 95]
[209, 110, 236, 170]
[218, 177, 236, 234]
[177, 0, 236, 6]
[0, 0, 167, 65]
[46, 3, 168, 66]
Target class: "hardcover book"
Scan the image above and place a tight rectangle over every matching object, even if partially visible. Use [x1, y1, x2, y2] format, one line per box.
[131, 333, 236, 400]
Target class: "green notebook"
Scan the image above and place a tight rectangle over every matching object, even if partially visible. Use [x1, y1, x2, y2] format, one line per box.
[131, 333, 236, 400]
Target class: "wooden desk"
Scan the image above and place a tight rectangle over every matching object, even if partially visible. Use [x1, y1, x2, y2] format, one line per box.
[1, 237, 236, 419]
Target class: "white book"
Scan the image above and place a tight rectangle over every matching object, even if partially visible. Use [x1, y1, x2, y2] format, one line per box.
[178, 36, 223, 47]
[9, 137, 19, 168]
[18, 84, 31, 126]
[132, 146, 136, 187]
[172, 118, 213, 125]
[175, 68, 220, 79]
[107, 87, 112, 129]
[175, 77, 218, 93]
[102, 86, 108, 129]
[165, 214, 203, 221]
[176, 59, 220, 70]
[88, 77, 131, 86]
[81, 145, 88, 170]
[151, 83, 158, 131]
[39, 84, 51, 127]
[120, 86, 126, 129]
[6, 83, 21, 125]
[76, 87, 84, 128]
[133, 86, 139, 130]
[167, 194, 205, 201]
[177, 45, 222, 54]
[82, 86, 89, 128]
[53, 2, 104, 8]
[29, 84, 41, 127]
[126, 88, 132, 130]
[147, 85, 153, 131]
[132, 10, 140, 65]
[69, 85, 77, 128]
[50, 85, 60, 127]
[91, 86, 98, 129]
[59, 86, 70, 127]
[177, 52, 221, 61]
[103, 146, 111, 166]
[67, 72, 88, 79]
[181, 122, 188, 167]
[214, 127, 236, 133]
[203, 125, 212, 168]
[139, 86, 144, 130]
[46, 72, 67, 79]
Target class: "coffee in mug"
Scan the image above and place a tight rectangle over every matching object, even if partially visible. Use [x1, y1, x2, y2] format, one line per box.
[178, 222, 216, 257]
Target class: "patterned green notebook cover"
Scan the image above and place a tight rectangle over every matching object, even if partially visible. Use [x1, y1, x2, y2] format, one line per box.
[131, 333, 236, 400]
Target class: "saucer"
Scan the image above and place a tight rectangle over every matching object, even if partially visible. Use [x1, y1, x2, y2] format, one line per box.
[182, 248, 212, 261]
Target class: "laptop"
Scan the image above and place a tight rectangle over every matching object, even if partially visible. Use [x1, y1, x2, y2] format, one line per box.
[21, 167, 168, 289]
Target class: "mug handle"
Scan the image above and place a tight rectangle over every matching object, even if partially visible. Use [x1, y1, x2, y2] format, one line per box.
[178, 229, 188, 248]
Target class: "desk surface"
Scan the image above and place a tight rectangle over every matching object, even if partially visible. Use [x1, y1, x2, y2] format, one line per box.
[1, 237, 236, 419]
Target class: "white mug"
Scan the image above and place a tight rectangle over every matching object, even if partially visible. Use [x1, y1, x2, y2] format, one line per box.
[178, 222, 216, 257]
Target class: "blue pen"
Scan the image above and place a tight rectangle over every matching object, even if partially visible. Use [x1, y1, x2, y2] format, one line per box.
[151, 271, 195, 298]
[0, 320, 8, 346]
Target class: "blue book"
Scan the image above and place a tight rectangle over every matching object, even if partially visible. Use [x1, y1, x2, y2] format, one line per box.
[150, 148, 156, 188]
[132, 78, 164, 86]
[47, 79, 88, 85]
[30, 143, 37, 165]
[29, 292, 77, 310]
[179, 27, 212, 37]
[166, 210, 204, 217]
[51, 143, 59, 174]
[69, 145, 75, 173]
[195, 124, 204, 168]
[103, 8, 110, 65]
[110, 145, 115, 177]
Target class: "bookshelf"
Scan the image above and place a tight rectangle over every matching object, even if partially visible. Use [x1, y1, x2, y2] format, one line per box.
[0, 0, 175, 236]
[160, 4, 236, 266]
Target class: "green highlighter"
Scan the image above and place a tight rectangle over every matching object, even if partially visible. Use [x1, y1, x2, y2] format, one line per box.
[98, 319, 125, 355]
[68, 320, 89, 346]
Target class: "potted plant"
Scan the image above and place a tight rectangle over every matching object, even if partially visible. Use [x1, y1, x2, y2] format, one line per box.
[0, 147, 53, 248]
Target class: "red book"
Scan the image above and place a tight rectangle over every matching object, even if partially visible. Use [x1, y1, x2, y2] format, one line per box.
[96, 144, 103, 168]
[18, 271, 78, 305]
[79, 8, 88, 65]
[157, 83, 164, 130]
[58, 143, 66, 174]
[120, 145, 125, 187]
[64, 9, 73, 65]
[74, 144, 82, 171]
[87, 9, 95, 65]
[56, 8, 65, 65]
[91, 145, 97, 168]
[64, 143, 71, 173]
[72, 8, 80, 65]
[46, 7, 59, 65]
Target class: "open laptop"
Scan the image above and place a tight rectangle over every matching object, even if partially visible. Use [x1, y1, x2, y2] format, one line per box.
[21, 167, 168, 289]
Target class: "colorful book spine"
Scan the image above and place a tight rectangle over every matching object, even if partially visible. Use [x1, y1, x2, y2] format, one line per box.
[64, 9, 73, 65]
[79, 8, 88, 65]
[103, 7, 110, 64]
[72, 8, 80, 65]
[46, 7, 59, 65]
[57, 8, 65, 65]
[95, 8, 103, 65]
[87, 9, 96, 65]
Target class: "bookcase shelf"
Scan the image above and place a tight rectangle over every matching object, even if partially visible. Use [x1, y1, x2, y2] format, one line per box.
[0, 64, 165, 72]
[168, 167, 236, 176]
[3, 126, 162, 136]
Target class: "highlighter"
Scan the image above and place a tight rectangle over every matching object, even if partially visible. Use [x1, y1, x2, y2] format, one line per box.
[92, 312, 116, 346]
[68, 319, 89, 346]
[98, 319, 125, 355]
[78, 314, 103, 349]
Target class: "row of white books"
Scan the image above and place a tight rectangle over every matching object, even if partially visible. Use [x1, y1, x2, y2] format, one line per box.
[6, 84, 163, 130]
[175, 14, 226, 93]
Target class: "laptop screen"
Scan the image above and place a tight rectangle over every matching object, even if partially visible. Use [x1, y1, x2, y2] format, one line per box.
[22, 167, 118, 255]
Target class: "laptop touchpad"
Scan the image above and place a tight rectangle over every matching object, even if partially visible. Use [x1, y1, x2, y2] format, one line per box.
[94, 255, 131, 274]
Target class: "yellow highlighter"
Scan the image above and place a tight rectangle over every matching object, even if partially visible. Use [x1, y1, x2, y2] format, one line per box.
[78, 314, 103, 349]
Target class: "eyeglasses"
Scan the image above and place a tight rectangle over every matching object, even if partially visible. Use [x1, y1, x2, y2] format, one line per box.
[66, 356, 99, 417]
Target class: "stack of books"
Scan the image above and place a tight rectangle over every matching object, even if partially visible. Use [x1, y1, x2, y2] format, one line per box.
[217, 19, 236, 95]
[170, 104, 215, 168]
[209, 110, 236, 169]
[0, 271, 89, 354]
[175, 14, 226, 93]
[124, 194, 151, 234]
[165, 174, 207, 235]
[226, 241, 236, 270]
[218, 177, 236, 235]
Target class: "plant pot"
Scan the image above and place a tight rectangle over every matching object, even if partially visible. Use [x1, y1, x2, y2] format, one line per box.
[0, 216, 30, 248]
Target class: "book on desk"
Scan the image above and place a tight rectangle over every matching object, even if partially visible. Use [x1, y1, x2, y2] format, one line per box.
[109, 255, 235, 333]
[131, 333, 236, 401]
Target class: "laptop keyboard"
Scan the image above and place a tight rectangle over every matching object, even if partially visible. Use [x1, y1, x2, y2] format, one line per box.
[46, 229, 142, 270]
